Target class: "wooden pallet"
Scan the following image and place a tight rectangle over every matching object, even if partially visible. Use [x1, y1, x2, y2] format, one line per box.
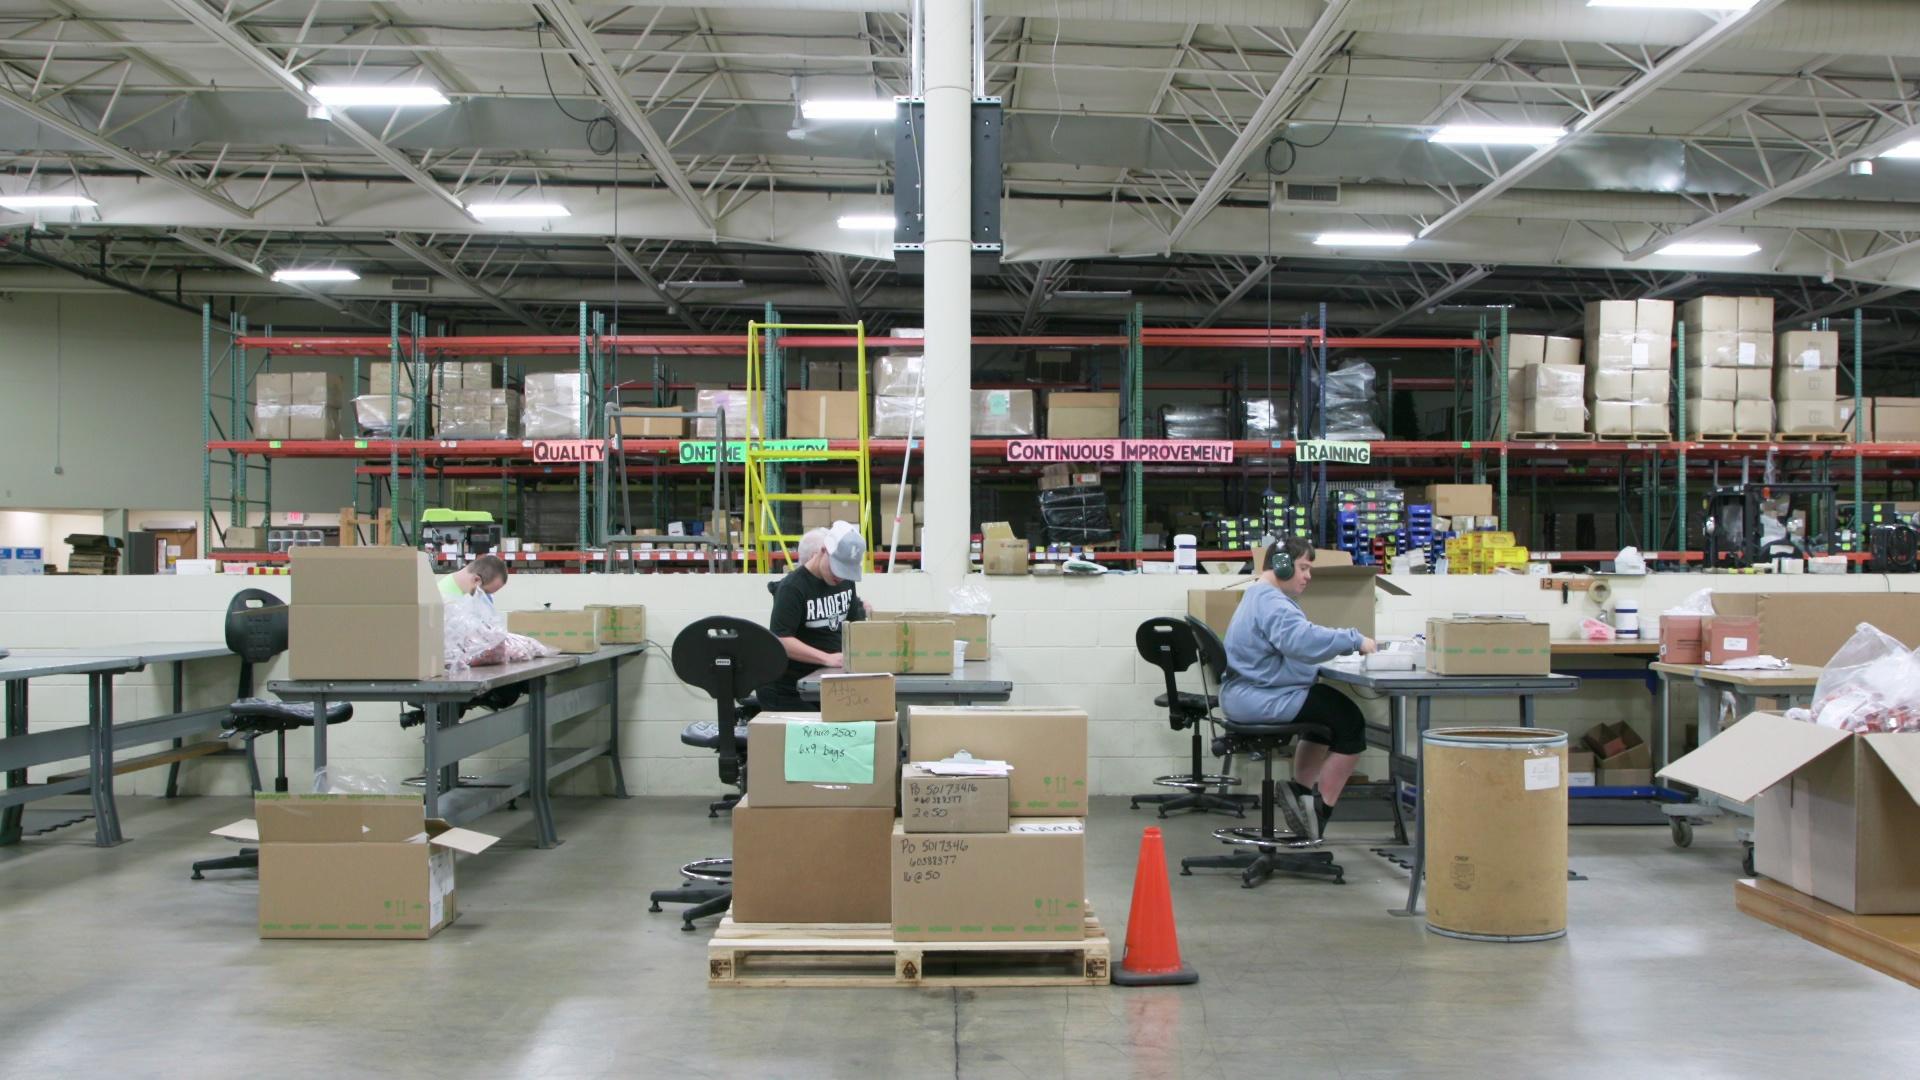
[1511, 431, 1597, 443]
[708, 909, 1111, 988]
[1692, 432, 1770, 443]
[1596, 432, 1673, 442]
[1736, 877, 1920, 989]
[1773, 431, 1850, 442]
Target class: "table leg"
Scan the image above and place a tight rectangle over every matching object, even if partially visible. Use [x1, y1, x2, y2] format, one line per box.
[165, 660, 185, 799]
[529, 678, 560, 848]
[1519, 693, 1535, 727]
[312, 694, 330, 779]
[89, 673, 124, 846]
[1388, 695, 1408, 846]
[1656, 674, 1671, 775]
[2, 679, 25, 845]
[423, 701, 446, 821]
[606, 657, 630, 799]
[1396, 695, 1432, 918]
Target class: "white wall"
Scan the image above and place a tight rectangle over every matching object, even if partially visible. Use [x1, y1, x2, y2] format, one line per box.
[0, 569, 1910, 803]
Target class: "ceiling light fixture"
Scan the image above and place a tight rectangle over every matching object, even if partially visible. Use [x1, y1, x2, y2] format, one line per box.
[466, 202, 571, 220]
[800, 99, 897, 121]
[665, 279, 747, 289]
[271, 268, 360, 283]
[1314, 232, 1414, 248]
[1850, 159, 1876, 177]
[1054, 290, 1133, 299]
[1429, 125, 1565, 146]
[837, 214, 897, 230]
[1879, 141, 1920, 160]
[0, 194, 96, 210]
[1658, 241, 1761, 257]
[309, 85, 450, 108]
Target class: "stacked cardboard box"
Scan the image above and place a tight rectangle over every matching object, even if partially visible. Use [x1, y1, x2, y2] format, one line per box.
[692, 388, 762, 440]
[288, 547, 443, 679]
[971, 389, 1037, 436]
[1874, 397, 1920, 442]
[505, 608, 602, 653]
[434, 361, 495, 393]
[1585, 300, 1672, 437]
[874, 482, 920, 547]
[1506, 361, 1586, 436]
[435, 389, 521, 438]
[1046, 392, 1120, 438]
[786, 389, 861, 439]
[253, 372, 343, 440]
[1773, 330, 1842, 436]
[1680, 296, 1773, 436]
[615, 407, 685, 438]
[872, 352, 924, 437]
[800, 489, 861, 532]
[522, 372, 584, 438]
[806, 359, 849, 390]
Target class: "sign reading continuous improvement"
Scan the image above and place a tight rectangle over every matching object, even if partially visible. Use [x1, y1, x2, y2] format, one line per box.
[678, 439, 829, 465]
[1005, 439, 1236, 464]
[1295, 440, 1372, 464]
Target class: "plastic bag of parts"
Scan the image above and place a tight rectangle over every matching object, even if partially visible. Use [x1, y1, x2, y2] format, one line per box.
[1613, 546, 1647, 574]
[444, 594, 555, 670]
[1159, 404, 1230, 439]
[312, 767, 408, 795]
[1580, 617, 1617, 641]
[1793, 622, 1920, 733]
[1243, 398, 1291, 440]
[521, 398, 584, 438]
[1037, 485, 1114, 544]
[1320, 361, 1385, 440]
[948, 581, 992, 616]
[1665, 587, 1715, 616]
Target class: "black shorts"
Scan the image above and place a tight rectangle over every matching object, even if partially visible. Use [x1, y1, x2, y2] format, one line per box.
[756, 681, 817, 713]
[1294, 684, 1368, 756]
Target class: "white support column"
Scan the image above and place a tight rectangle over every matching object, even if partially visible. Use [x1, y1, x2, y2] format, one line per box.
[920, 0, 972, 591]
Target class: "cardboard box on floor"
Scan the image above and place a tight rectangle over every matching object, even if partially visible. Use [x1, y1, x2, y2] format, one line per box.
[1660, 713, 1920, 913]
[901, 765, 1011, 833]
[1425, 616, 1550, 676]
[909, 706, 1088, 817]
[745, 715, 899, 808]
[1708, 594, 1920, 665]
[221, 793, 499, 939]
[1582, 721, 1651, 786]
[891, 820, 1085, 941]
[843, 618, 956, 674]
[872, 611, 991, 659]
[289, 547, 443, 680]
[729, 798, 894, 922]
[507, 609, 602, 654]
[585, 604, 645, 645]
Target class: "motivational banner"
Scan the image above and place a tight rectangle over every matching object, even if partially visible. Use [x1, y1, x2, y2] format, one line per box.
[531, 440, 606, 464]
[678, 438, 828, 464]
[1005, 439, 1236, 464]
[1294, 440, 1372, 464]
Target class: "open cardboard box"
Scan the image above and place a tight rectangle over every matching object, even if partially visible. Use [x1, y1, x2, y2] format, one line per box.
[1187, 548, 1402, 643]
[1709, 593, 1920, 665]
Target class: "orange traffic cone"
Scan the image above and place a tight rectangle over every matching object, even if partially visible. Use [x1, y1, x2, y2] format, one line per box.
[1112, 826, 1198, 986]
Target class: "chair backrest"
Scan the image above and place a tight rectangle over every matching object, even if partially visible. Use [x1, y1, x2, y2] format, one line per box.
[225, 588, 289, 698]
[672, 616, 787, 785]
[1184, 615, 1232, 700]
[1135, 617, 1197, 718]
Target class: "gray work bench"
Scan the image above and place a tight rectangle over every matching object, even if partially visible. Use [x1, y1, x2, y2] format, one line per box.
[798, 659, 1015, 707]
[1317, 663, 1582, 918]
[2, 642, 234, 847]
[268, 643, 643, 848]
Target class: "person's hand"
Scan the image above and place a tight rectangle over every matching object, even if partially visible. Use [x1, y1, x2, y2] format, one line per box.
[825, 652, 846, 669]
[1358, 636, 1378, 655]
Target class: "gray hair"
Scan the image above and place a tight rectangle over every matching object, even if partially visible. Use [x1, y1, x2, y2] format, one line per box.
[795, 526, 833, 565]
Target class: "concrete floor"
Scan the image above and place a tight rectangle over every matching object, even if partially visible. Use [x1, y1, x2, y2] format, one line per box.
[2, 795, 1915, 1079]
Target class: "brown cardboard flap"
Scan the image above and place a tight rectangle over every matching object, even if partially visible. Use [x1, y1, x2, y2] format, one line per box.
[254, 793, 424, 843]
[1658, 712, 1851, 802]
[1861, 734, 1920, 805]
[212, 818, 259, 842]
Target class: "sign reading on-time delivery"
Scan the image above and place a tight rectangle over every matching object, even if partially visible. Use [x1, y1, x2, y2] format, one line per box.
[678, 439, 828, 464]
[1005, 440, 1235, 463]
[1295, 440, 1371, 464]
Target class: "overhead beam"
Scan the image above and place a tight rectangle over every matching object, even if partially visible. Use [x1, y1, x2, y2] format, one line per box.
[1841, 235, 1920, 276]
[160, 0, 470, 217]
[0, 85, 249, 217]
[1164, 0, 1350, 249]
[1786, 284, 1908, 326]
[607, 242, 707, 332]
[1361, 265, 1491, 337]
[1418, 0, 1785, 241]
[387, 234, 546, 331]
[1196, 258, 1275, 327]
[1015, 258, 1063, 334]
[811, 252, 863, 325]
[535, 1, 716, 233]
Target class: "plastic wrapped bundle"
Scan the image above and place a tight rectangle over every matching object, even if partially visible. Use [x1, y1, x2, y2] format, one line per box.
[1160, 404, 1230, 439]
[1243, 398, 1291, 439]
[873, 353, 925, 397]
[873, 395, 926, 437]
[1037, 485, 1114, 544]
[522, 372, 584, 437]
[353, 394, 417, 437]
[436, 389, 521, 438]
[1322, 361, 1385, 440]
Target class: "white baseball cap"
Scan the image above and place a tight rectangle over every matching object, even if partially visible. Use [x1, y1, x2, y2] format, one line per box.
[826, 521, 865, 581]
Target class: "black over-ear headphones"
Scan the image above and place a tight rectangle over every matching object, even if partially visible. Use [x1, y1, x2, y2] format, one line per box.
[1269, 543, 1295, 582]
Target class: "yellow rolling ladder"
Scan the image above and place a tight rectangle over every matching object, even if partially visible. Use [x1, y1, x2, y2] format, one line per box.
[743, 320, 873, 574]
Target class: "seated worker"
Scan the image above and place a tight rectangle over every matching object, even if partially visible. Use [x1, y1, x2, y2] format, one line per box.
[438, 554, 508, 604]
[763, 522, 869, 711]
[1221, 536, 1376, 839]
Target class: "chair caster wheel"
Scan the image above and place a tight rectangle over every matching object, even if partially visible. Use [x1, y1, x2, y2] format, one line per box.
[648, 902, 662, 912]
[190, 871, 203, 880]
[680, 922, 696, 932]
[1333, 875, 1346, 885]
[1179, 866, 1193, 876]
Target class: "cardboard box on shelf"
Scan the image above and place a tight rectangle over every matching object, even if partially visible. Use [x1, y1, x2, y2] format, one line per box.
[1634, 370, 1670, 403]
[237, 793, 497, 939]
[1187, 589, 1246, 638]
[1585, 300, 1636, 336]
[891, 820, 1086, 941]
[745, 715, 899, 808]
[971, 389, 1038, 436]
[979, 521, 1028, 576]
[1510, 364, 1584, 401]
[691, 388, 762, 440]
[1874, 397, 1920, 442]
[806, 360, 847, 390]
[729, 798, 894, 923]
[1589, 401, 1629, 435]
[1543, 336, 1582, 366]
[1702, 615, 1761, 664]
[1599, 767, 1654, 787]
[872, 394, 926, 437]
[1630, 403, 1669, 434]
[506, 609, 602, 654]
[1685, 399, 1734, 435]
[800, 491, 862, 532]
[1739, 296, 1774, 330]
[1659, 615, 1705, 663]
[584, 604, 645, 644]
[901, 766, 1011, 834]
[1587, 367, 1632, 401]
[879, 483, 914, 511]
[873, 611, 991, 659]
[1777, 400, 1839, 435]
[1046, 391, 1121, 438]
[1517, 397, 1585, 434]
[1734, 368, 1771, 402]
[786, 390, 862, 439]
[1681, 296, 1740, 332]
[617, 411, 686, 438]
[843, 619, 956, 675]
[366, 361, 417, 396]
[1777, 330, 1839, 371]
[1734, 399, 1773, 433]
[1495, 334, 1546, 367]
[1686, 330, 1741, 368]
[288, 547, 442, 680]
[872, 353, 924, 397]
[1682, 367, 1735, 400]
[1736, 331, 1773, 370]
[908, 706, 1089, 817]
[1425, 616, 1550, 676]
[1567, 749, 1597, 789]
[819, 672, 897, 722]
[1660, 713, 1920, 913]
[1417, 483, 1493, 516]
[1039, 463, 1073, 490]
[1841, 397, 1871, 441]
[1637, 298, 1675, 336]
[1776, 368, 1838, 402]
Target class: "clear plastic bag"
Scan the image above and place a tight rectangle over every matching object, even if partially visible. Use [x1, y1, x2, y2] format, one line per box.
[444, 595, 554, 670]
[313, 767, 407, 794]
[1799, 622, 1920, 733]
[1321, 361, 1385, 440]
[949, 581, 991, 615]
[1665, 588, 1714, 616]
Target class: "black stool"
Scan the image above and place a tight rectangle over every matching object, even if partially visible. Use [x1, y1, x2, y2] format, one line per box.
[647, 616, 785, 931]
[1129, 617, 1246, 818]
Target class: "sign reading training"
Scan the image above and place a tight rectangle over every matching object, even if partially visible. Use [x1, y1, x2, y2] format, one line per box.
[1005, 440, 1235, 464]
[1294, 440, 1372, 464]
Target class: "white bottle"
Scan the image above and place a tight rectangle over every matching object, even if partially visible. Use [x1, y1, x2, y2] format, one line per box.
[1173, 534, 1199, 574]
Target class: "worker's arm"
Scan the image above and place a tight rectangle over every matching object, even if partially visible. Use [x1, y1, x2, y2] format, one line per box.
[779, 636, 843, 668]
[1269, 602, 1368, 663]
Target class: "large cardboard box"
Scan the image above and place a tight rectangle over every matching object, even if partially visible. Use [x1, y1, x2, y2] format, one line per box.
[1510, 364, 1583, 401]
[1425, 616, 1550, 676]
[1187, 589, 1246, 638]
[1634, 369, 1670, 404]
[1685, 399, 1735, 437]
[729, 799, 894, 923]
[1777, 400, 1838, 435]
[1702, 615, 1760, 664]
[616, 411, 686, 438]
[786, 390, 862, 439]
[1418, 483, 1493, 517]
[1874, 397, 1920, 442]
[1681, 296, 1740, 332]
[901, 765, 1010, 834]
[1736, 331, 1773, 371]
[1301, 548, 1398, 639]
[692, 388, 763, 440]
[1734, 399, 1773, 433]
[1776, 368, 1838, 402]
[745, 714, 899, 808]
[971, 389, 1037, 436]
[242, 793, 498, 939]
[1543, 336, 1581, 366]
[1734, 368, 1770, 402]
[1778, 330, 1838, 371]
[1495, 334, 1546, 368]
[908, 706, 1089, 817]
[289, 547, 443, 680]
[1660, 713, 1920, 913]
[890, 820, 1085, 941]
[843, 619, 956, 674]
[1738, 296, 1774, 330]
[1586, 367, 1631, 401]
[506, 609, 601, 654]
[1046, 391, 1121, 438]
[1632, 403, 1670, 434]
[1516, 398, 1584, 435]
[800, 490, 862, 532]
[1842, 397, 1871, 441]
[872, 353, 923, 397]
[1686, 330, 1741, 368]
[1682, 367, 1735, 401]
[873, 611, 991, 659]
[819, 672, 897, 721]
[1711, 593, 1920, 665]
[1581, 720, 1651, 786]
[585, 604, 645, 644]
[807, 359, 847, 390]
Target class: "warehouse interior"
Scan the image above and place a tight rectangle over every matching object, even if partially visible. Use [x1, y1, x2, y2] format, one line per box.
[6, 1, 1920, 1075]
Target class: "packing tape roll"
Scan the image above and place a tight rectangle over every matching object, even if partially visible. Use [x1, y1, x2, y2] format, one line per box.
[1589, 580, 1613, 606]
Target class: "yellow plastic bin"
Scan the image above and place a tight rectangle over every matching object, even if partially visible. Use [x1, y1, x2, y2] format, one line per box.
[1422, 726, 1569, 942]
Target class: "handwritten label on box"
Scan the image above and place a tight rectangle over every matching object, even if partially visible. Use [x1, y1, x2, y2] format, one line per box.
[784, 721, 876, 784]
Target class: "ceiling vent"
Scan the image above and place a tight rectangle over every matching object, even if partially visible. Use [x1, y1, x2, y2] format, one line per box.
[1282, 182, 1340, 205]
[390, 275, 434, 294]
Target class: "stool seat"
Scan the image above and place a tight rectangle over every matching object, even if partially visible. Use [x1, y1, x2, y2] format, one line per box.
[680, 719, 749, 750]
[230, 697, 352, 730]
[1153, 690, 1214, 727]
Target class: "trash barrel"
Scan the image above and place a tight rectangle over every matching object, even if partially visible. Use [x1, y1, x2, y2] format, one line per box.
[1422, 726, 1568, 942]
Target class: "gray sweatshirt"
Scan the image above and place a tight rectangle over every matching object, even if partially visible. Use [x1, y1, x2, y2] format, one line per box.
[1220, 582, 1363, 723]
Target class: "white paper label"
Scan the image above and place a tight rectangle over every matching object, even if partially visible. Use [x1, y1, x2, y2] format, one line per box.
[1524, 757, 1561, 791]
[1738, 342, 1757, 366]
[1723, 636, 1749, 651]
[428, 848, 454, 928]
[1631, 342, 1650, 368]
[1011, 821, 1086, 834]
[1568, 771, 1596, 788]
[1801, 349, 1820, 371]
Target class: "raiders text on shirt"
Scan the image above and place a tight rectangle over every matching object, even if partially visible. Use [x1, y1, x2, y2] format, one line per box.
[805, 591, 855, 629]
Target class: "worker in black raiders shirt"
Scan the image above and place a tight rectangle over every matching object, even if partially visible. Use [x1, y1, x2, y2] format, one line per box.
[764, 522, 869, 710]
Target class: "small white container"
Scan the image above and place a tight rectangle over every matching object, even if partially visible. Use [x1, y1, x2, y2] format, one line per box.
[1173, 533, 1199, 574]
[953, 639, 968, 674]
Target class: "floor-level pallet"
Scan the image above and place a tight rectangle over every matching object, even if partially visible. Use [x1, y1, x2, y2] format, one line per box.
[1736, 877, 1920, 989]
[708, 909, 1110, 987]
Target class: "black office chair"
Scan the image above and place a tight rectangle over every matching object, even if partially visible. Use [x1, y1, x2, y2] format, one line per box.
[648, 616, 787, 930]
[1179, 616, 1344, 888]
[1129, 617, 1246, 818]
[191, 589, 355, 880]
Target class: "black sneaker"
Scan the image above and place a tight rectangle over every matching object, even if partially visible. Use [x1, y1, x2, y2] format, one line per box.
[1286, 781, 1318, 839]
[1314, 794, 1336, 839]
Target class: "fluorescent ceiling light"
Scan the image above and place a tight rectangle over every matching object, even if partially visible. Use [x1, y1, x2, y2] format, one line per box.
[271, 268, 360, 283]
[1879, 141, 1920, 159]
[801, 99, 896, 121]
[0, 194, 95, 209]
[1314, 232, 1414, 248]
[1430, 124, 1564, 146]
[666, 279, 746, 289]
[1658, 241, 1761, 257]
[837, 214, 897, 230]
[1055, 290, 1132, 299]
[1586, 0, 1758, 9]
[467, 202, 570, 219]
[310, 85, 450, 108]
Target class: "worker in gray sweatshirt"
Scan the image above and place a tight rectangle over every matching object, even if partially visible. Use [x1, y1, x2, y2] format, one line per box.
[1221, 535, 1376, 838]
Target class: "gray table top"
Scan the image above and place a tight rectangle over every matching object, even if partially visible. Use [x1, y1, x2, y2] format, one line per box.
[267, 643, 645, 701]
[11, 642, 232, 665]
[1317, 663, 1580, 693]
[0, 653, 143, 680]
[799, 658, 1013, 698]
